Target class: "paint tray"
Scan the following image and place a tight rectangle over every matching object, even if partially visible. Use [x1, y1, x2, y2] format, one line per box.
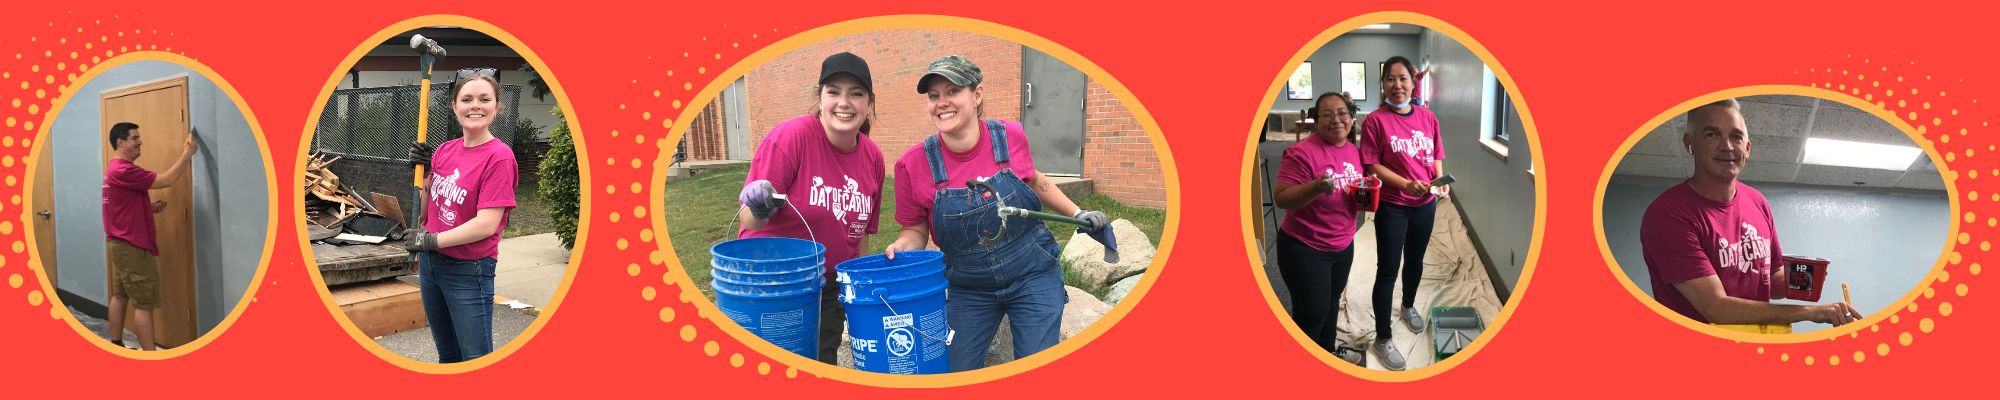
[1428, 306, 1485, 361]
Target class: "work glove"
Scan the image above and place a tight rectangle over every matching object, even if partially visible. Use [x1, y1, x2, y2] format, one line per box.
[401, 228, 439, 252]
[1073, 210, 1110, 231]
[408, 141, 435, 168]
[740, 180, 785, 220]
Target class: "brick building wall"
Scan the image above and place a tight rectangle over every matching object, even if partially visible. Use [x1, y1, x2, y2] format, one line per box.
[690, 29, 1165, 208]
[1083, 81, 1165, 208]
[680, 96, 729, 161]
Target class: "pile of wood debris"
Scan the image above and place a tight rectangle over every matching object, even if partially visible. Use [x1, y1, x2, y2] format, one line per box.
[305, 152, 409, 245]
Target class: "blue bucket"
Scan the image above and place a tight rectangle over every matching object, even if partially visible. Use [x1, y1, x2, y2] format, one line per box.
[837, 250, 950, 374]
[711, 237, 826, 359]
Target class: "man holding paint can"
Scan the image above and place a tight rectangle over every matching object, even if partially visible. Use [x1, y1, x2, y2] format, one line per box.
[1639, 99, 1862, 328]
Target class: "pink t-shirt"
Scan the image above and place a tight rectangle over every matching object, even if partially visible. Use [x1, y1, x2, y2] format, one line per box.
[1277, 135, 1364, 252]
[1359, 105, 1445, 207]
[739, 116, 885, 270]
[1641, 181, 1782, 323]
[424, 137, 518, 261]
[893, 120, 1038, 242]
[103, 158, 159, 255]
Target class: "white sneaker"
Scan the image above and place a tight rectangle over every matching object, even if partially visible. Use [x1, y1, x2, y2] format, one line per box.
[1404, 308, 1426, 333]
[1373, 339, 1406, 371]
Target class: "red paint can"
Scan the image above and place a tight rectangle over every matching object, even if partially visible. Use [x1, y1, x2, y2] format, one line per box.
[1781, 255, 1830, 302]
[1348, 177, 1381, 213]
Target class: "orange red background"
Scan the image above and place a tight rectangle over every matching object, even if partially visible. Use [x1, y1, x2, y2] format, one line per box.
[0, 1, 1989, 396]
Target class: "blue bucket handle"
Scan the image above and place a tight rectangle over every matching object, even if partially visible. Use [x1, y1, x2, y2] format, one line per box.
[724, 195, 817, 244]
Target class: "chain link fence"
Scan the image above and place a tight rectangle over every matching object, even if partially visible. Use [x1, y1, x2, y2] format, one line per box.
[309, 82, 526, 219]
[312, 82, 525, 162]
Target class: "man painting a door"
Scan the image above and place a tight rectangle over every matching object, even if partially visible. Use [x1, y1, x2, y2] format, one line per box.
[99, 76, 201, 350]
[30, 57, 272, 355]
[101, 120, 198, 350]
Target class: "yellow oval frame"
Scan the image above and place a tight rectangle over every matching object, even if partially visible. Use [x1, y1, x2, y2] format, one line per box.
[650, 15, 1182, 388]
[24, 51, 281, 361]
[1591, 85, 1958, 343]
[292, 15, 590, 374]
[1237, 11, 1548, 382]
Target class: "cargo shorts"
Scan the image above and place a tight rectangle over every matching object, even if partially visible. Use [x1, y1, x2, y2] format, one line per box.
[108, 239, 160, 309]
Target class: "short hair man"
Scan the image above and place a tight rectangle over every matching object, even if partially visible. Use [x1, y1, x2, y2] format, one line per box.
[1639, 99, 1861, 328]
[102, 121, 197, 350]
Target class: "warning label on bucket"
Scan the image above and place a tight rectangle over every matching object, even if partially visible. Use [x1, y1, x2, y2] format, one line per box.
[884, 313, 913, 329]
[884, 313, 917, 373]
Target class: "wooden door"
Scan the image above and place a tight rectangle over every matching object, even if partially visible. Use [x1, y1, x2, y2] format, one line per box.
[100, 76, 196, 347]
[32, 142, 56, 285]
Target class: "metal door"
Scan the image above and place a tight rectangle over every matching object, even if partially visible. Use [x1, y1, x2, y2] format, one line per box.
[100, 76, 198, 347]
[1019, 47, 1086, 175]
[723, 78, 751, 160]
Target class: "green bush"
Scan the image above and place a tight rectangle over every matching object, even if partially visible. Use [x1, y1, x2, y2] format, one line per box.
[537, 107, 580, 249]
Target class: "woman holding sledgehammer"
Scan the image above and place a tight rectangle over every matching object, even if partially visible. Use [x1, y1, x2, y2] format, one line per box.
[736, 51, 887, 365]
[401, 69, 519, 363]
[883, 55, 1113, 372]
[1358, 56, 1450, 371]
[1273, 91, 1370, 366]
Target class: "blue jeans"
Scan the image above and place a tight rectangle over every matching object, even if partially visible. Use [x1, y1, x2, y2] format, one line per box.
[944, 235, 1067, 372]
[418, 251, 497, 363]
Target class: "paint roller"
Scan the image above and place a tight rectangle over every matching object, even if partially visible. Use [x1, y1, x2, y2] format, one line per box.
[966, 179, 1119, 263]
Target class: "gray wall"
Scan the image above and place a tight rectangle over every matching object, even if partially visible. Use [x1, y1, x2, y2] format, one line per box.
[50, 60, 267, 333]
[1603, 177, 1946, 333]
[1270, 33, 1419, 115]
[1418, 29, 1537, 293]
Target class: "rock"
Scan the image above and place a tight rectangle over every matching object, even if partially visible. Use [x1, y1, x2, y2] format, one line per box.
[983, 286, 1111, 366]
[1061, 219, 1155, 288]
[836, 324, 854, 369]
[1104, 273, 1144, 306]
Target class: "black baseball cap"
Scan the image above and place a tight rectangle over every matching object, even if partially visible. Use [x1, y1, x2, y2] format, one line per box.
[819, 52, 873, 93]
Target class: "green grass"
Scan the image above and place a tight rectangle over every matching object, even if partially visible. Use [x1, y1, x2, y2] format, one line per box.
[500, 180, 555, 238]
[664, 164, 1165, 300]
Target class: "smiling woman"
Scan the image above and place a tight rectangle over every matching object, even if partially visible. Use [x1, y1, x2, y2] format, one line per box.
[296, 15, 583, 373]
[660, 19, 1175, 385]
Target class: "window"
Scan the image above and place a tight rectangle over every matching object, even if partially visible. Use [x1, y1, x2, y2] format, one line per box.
[1478, 66, 1512, 159]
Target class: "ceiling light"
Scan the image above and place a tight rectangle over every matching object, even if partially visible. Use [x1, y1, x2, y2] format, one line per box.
[1801, 138, 1923, 170]
[1360, 24, 1394, 30]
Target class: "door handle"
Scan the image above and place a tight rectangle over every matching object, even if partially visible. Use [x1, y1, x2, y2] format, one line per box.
[1024, 83, 1034, 108]
[37, 210, 51, 219]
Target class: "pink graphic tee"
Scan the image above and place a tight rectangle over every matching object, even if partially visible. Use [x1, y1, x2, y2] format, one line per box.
[103, 158, 159, 255]
[893, 120, 1038, 242]
[1277, 135, 1364, 252]
[1641, 181, 1783, 323]
[1358, 106, 1445, 207]
[739, 115, 885, 270]
[424, 137, 518, 261]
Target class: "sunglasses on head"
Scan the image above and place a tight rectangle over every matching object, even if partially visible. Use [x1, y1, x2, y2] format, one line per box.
[456, 68, 497, 79]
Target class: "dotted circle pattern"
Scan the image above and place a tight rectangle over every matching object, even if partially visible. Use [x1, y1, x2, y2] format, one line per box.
[1758, 52, 1981, 366]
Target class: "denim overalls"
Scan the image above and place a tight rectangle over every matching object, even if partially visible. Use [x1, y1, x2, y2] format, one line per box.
[924, 120, 1068, 372]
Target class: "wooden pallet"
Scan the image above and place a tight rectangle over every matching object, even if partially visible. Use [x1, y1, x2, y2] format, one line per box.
[331, 279, 426, 338]
[313, 243, 415, 286]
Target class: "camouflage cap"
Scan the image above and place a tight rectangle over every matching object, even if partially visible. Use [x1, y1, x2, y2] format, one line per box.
[917, 55, 982, 93]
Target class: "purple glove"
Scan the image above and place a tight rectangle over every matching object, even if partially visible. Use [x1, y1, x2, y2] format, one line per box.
[740, 180, 784, 219]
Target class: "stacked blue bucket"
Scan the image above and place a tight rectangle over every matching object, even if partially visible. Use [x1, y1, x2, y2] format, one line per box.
[837, 250, 950, 374]
[710, 237, 826, 359]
